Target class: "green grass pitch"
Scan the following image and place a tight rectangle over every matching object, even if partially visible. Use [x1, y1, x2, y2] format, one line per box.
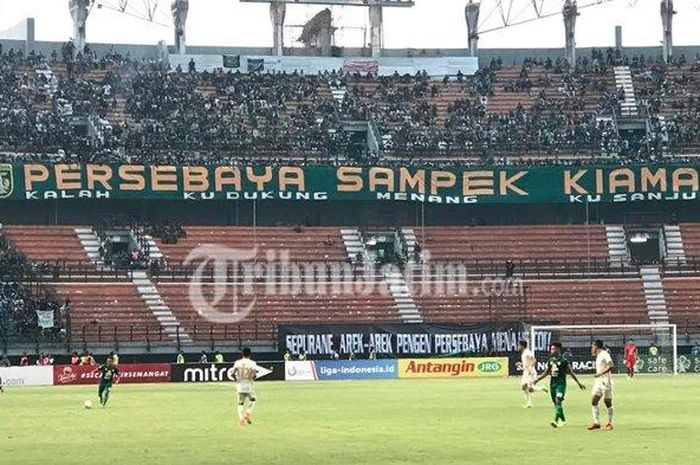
[2, 376, 699, 465]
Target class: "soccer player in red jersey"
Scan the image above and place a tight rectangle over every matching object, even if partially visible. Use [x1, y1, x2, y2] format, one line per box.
[624, 339, 638, 379]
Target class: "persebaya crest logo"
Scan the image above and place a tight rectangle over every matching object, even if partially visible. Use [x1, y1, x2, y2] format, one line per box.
[0, 164, 13, 199]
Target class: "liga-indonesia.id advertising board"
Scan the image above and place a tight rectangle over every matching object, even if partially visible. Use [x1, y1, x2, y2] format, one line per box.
[284, 360, 398, 381]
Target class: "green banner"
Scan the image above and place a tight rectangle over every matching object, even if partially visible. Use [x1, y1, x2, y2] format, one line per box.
[621, 354, 700, 374]
[1, 162, 699, 204]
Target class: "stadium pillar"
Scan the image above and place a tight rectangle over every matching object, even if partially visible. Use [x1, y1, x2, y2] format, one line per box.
[465, 1, 480, 57]
[26, 18, 36, 56]
[368, 2, 383, 58]
[171, 0, 189, 55]
[615, 25, 622, 50]
[660, 0, 675, 63]
[270, 1, 286, 56]
[562, 0, 578, 66]
[68, 0, 90, 54]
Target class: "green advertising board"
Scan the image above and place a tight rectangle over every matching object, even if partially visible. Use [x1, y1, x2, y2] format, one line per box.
[1, 162, 699, 204]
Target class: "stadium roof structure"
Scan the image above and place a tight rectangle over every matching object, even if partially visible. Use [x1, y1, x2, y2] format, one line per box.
[240, 0, 415, 57]
[240, 0, 414, 6]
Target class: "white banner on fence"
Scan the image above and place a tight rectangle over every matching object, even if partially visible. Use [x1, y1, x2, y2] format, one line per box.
[36, 310, 54, 329]
[284, 361, 317, 381]
[0, 366, 54, 387]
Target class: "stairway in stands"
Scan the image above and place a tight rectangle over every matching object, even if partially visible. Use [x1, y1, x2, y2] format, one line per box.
[663, 225, 686, 264]
[384, 268, 423, 323]
[640, 266, 672, 342]
[132, 270, 192, 343]
[341, 228, 368, 267]
[328, 80, 347, 105]
[142, 232, 165, 263]
[74, 227, 103, 265]
[614, 66, 638, 117]
[605, 225, 631, 265]
[401, 227, 417, 262]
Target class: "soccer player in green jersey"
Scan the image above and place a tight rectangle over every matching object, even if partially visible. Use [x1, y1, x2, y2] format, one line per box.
[534, 342, 585, 428]
[96, 357, 120, 407]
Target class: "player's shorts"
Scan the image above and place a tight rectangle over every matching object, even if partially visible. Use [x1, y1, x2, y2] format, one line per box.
[520, 371, 537, 387]
[237, 390, 256, 404]
[591, 379, 613, 399]
[625, 358, 636, 369]
[98, 380, 113, 393]
[550, 383, 566, 403]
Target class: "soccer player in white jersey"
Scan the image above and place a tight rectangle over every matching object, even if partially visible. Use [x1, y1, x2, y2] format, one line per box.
[518, 340, 547, 408]
[233, 347, 260, 426]
[588, 340, 615, 431]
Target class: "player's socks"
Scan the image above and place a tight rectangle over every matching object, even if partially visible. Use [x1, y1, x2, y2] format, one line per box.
[607, 406, 614, 424]
[237, 404, 246, 423]
[555, 404, 565, 422]
[246, 400, 255, 423]
[592, 405, 601, 425]
[524, 391, 532, 406]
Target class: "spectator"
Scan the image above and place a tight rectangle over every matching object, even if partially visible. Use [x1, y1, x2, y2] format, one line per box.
[505, 259, 515, 279]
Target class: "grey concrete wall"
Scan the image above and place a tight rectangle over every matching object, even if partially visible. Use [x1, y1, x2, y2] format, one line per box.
[2, 38, 700, 67]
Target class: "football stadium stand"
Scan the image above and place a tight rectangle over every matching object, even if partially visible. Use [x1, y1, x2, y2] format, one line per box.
[2, 221, 699, 346]
[1, 51, 700, 164]
[2, 45, 700, 352]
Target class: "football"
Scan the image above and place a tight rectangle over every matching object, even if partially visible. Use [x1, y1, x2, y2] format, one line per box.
[83, 400, 93, 409]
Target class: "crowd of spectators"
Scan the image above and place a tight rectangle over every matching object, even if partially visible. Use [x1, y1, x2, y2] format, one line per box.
[1, 45, 700, 166]
[0, 229, 64, 342]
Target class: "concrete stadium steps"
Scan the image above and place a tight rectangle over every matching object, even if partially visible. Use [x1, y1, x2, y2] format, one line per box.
[485, 66, 617, 115]
[634, 64, 700, 131]
[52, 283, 163, 342]
[155, 226, 346, 264]
[663, 225, 686, 264]
[662, 277, 700, 333]
[415, 281, 525, 323]
[614, 66, 639, 117]
[384, 268, 423, 323]
[156, 282, 400, 342]
[132, 270, 191, 343]
[525, 278, 648, 324]
[415, 225, 610, 261]
[142, 234, 164, 261]
[606, 225, 631, 265]
[74, 227, 103, 264]
[640, 266, 669, 324]
[345, 78, 473, 127]
[340, 228, 367, 266]
[2, 225, 91, 263]
[679, 223, 700, 259]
